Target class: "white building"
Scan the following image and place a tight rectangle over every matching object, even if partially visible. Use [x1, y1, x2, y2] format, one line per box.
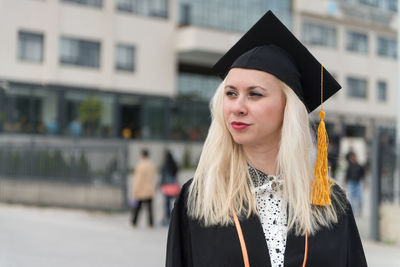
[295, 0, 398, 140]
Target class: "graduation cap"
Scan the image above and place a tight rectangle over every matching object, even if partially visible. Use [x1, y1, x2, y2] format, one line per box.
[212, 10, 339, 206]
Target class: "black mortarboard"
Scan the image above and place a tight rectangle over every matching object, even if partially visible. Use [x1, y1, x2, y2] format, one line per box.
[212, 10, 341, 113]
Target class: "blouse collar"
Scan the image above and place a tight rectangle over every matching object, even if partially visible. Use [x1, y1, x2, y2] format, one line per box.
[248, 164, 283, 194]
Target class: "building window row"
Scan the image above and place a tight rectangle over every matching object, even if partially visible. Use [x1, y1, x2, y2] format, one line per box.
[346, 77, 388, 101]
[355, 0, 398, 12]
[18, 31, 136, 72]
[117, 0, 169, 19]
[62, 0, 103, 8]
[302, 22, 397, 59]
[178, 0, 292, 32]
[61, 0, 169, 19]
[0, 83, 210, 141]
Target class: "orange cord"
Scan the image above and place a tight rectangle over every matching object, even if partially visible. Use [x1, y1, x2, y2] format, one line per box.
[232, 209, 250, 267]
[232, 209, 309, 267]
[302, 231, 309, 267]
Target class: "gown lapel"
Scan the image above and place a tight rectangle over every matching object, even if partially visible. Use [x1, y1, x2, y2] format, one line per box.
[241, 206, 307, 267]
[240, 215, 272, 267]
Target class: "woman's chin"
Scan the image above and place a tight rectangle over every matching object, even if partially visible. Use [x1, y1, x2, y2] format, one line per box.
[231, 135, 253, 146]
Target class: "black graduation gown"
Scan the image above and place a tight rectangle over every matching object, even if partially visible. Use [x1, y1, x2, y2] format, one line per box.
[166, 179, 367, 267]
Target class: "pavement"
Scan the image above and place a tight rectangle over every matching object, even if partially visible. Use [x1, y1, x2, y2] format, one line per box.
[0, 202, 399, 267]
[0, 173, 399, 267]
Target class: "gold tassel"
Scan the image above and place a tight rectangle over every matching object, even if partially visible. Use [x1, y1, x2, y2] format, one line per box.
[311, 65, 333, 206]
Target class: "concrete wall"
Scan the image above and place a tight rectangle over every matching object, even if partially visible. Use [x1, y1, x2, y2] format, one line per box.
[0, 178, 124, 210]
[380, 204, 400, 245]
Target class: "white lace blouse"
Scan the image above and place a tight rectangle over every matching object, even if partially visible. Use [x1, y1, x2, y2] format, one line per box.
[249, 165, 287, 267]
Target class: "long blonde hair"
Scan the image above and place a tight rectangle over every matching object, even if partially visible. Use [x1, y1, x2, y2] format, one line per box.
[188, 79, 344, 235]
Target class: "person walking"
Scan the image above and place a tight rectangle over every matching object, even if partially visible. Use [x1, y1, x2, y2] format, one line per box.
[166, 11, 366, 267]
[345, 152, 365, 216]
[131, 149, 157, 227]
[160, 150, 179, 226]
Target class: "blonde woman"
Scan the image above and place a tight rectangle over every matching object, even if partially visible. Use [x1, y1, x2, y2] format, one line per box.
[166, 11, 367, 267]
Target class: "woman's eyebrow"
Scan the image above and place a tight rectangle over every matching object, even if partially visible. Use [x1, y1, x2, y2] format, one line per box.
[224, 85, 267, 91]
[248, 86, 267, 91]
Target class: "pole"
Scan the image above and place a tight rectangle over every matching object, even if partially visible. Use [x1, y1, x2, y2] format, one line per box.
[370, 132, 379, 241]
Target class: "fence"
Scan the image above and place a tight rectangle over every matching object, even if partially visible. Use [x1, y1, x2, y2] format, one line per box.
[0, 141, 129, 209]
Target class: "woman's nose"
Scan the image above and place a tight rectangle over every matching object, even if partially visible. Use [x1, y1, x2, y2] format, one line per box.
[232, 97, 248, 116]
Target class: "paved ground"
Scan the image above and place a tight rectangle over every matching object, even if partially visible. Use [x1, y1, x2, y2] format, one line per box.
[0, 201, 399, 267]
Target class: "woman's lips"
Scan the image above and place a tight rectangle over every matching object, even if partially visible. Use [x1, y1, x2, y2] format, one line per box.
[231, 121, 250, 130]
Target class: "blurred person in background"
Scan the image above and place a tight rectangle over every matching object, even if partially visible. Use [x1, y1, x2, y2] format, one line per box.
[160, 150, 180, 226]
[131, 149, 157, 228]
[166, 11, 366, 267]
[345, 152, 365, 217]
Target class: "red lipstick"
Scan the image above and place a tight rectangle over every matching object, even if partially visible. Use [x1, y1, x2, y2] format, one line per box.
[231, 121, 250, 130]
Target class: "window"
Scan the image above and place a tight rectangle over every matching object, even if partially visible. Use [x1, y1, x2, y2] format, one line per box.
[347, 77, 367, 98]
[60, 37, 100, 68]
[302, 22, 336, 48]
[177, 0, 291, 32]
[346, 31, 368, 54]
[386, 0, 398, 11]
[357, 0, 378, 7]
[115, 44, 135, 72]
[377, 36, 397, 59]
[169, 99, 210, 141]
[178, 73, 220, 101]
[116, 0, 169, 18]
[61, 0, 102, 8]
[345, 124, 366, 137]
[65, 92, 114, 137]
[377, 81, 387, 101]
[18, 31, 44, 63]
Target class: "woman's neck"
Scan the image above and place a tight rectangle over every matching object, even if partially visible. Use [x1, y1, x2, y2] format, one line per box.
[243, 142, 279, 175]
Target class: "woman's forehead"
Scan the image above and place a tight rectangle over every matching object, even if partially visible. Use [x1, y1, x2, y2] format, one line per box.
[226, 68, 282, 88]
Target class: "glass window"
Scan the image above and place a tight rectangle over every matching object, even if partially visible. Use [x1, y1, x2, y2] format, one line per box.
[302, 22, 336, 48]
[60, 37, 100, 68]
[65, 91, 114, 137]
[115, 44, 135, 72]
[377, 36, 397, 59]
[18, 31, 44, 63]
[177, 0, 292, 32]
[347, 77, 367, 98]
[116, 0, 169, 18]
[386, 0, 398, 11]
[3, 84, 32, 133]
[119, 95, 142, 139]
[178, 73, 219, 101]
[142, 98, 167, 139]
[33, 88, 59, 135]
[358, 0, 379, 6]
[345, 124, 366, 137]
[377, 80, 387, 101]
[346, 31, 368, 54]
[61, 0, 102, 8]
[169, 100, 210, 141]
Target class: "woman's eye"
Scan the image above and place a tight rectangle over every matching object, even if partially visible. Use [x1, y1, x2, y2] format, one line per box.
[225, 91, 237, 96]
[249, 92, 263, 97]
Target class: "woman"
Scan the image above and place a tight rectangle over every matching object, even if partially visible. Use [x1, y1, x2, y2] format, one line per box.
[131, 149, 156, 227]
[161, 149, 179, 225]
[166, 11, 367, 267]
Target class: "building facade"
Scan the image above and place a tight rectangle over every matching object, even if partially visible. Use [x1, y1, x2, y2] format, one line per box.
[294, 0, 398, 141]
[0, 0, 397, 142]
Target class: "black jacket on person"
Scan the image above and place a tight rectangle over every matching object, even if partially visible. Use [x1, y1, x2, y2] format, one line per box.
[345, 163, 365, 183]
[166, 179, 367, 267]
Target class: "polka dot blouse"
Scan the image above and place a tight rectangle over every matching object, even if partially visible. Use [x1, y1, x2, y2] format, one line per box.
[249, 165, 287, 267]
